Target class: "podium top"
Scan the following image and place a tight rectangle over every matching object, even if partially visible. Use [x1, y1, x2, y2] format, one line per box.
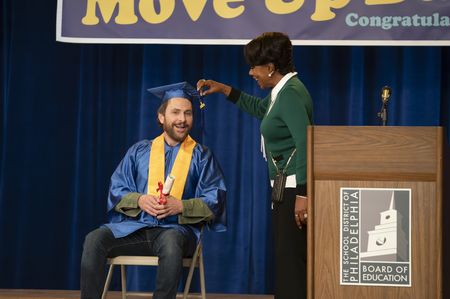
[308, 126, 442, 181]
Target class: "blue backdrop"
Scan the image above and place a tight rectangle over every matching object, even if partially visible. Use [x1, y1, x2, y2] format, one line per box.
[1, 0, 449, 296]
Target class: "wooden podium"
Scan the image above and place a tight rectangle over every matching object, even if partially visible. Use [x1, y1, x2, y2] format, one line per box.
[306, 126, 443, 299]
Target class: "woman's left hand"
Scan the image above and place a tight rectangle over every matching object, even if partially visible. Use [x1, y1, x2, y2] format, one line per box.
[295, 195, 308, 229]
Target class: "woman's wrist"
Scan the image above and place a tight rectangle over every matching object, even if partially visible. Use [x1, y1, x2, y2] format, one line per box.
[226, 87, 241, 103]
[296, 183, 307, 197]
[222, 84, 232, 97]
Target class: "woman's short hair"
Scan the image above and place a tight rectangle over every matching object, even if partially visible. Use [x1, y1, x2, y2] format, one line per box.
[244, 32, 295, 75]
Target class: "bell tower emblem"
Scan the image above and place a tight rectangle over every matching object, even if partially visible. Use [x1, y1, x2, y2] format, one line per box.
[360, 192, 408, 261]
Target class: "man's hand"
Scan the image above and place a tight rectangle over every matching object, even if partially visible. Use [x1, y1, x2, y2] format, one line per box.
[154, 195, 183, 220]
[295, 195, 308, 229]
[138, 194, 161, 217]
[138, 195, 183, 219]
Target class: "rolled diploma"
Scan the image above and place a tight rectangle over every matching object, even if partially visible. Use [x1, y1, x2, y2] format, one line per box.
[162, 174, 175, 196]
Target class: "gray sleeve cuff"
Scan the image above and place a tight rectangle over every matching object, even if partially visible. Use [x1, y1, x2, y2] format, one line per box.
[179, 198, 214, 225]
[114, 192, 142, 217]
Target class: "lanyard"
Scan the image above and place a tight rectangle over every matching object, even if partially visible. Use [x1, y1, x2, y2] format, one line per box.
[270, 148, 297, 174]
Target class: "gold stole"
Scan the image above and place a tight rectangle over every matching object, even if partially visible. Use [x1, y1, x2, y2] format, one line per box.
[147, 134, 196, 200]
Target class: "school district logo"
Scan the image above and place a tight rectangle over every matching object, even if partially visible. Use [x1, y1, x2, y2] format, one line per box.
[340, 188, 411, 287]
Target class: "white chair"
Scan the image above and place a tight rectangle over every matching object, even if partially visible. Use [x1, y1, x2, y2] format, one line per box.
[101, 239, 206, 299]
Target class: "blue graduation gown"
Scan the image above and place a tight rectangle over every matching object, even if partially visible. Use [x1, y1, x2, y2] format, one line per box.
[104, 139, 227, 241]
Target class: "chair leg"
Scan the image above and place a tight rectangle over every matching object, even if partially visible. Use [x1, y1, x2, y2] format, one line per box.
[101, 264, 115, 299]
[183, 256, 198, 299]
[183, 243, 202, 299]
[199, 250, 206, 299]
[121, 265, 127, 299]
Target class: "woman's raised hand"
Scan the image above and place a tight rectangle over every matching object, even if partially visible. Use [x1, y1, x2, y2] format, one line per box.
[196, 79, 231, 97]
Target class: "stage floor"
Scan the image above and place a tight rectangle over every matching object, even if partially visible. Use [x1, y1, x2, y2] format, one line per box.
[0, 289, 274, 299]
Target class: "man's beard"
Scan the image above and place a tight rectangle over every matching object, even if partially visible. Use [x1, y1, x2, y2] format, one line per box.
[163, 122, 191, 143]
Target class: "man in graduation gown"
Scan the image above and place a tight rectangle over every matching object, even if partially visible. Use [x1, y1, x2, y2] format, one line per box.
[80, 82, 227, 299]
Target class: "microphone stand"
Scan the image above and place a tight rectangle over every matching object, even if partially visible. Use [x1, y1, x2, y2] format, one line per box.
[378, 102, 387, 126]
[377, 86, 391, 126]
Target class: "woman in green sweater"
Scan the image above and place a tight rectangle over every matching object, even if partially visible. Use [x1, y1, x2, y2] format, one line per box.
[197, 32, 313, 299]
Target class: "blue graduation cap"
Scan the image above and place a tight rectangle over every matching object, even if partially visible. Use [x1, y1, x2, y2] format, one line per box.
[147, 81, 205, 109]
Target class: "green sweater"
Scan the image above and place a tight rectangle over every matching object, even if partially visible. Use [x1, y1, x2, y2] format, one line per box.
[228, 76, 313, 191]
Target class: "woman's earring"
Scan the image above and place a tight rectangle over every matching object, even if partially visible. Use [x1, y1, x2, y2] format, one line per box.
[268, 71, 274, 78]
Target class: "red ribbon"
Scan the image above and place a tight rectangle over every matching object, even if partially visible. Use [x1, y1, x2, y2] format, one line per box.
[156, 181, 167, 204]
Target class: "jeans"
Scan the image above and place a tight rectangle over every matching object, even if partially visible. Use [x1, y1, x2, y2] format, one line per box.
[80, 226, 195, 299]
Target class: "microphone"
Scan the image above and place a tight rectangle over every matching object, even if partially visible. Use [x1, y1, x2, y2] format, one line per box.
[381, 86, 391, 104]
